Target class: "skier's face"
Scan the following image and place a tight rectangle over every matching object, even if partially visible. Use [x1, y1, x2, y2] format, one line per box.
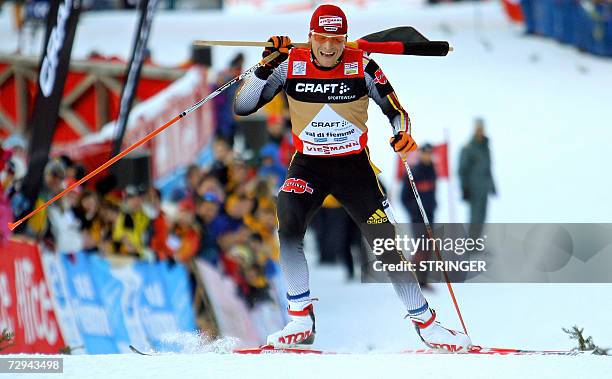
[310, 32, 346, 67]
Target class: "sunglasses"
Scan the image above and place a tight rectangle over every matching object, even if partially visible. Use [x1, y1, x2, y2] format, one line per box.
[310, 32, 347, 44]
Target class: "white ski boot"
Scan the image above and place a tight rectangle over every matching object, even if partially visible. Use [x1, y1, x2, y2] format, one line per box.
[266, 300, 315, 348]
[410, 309, 472, 353]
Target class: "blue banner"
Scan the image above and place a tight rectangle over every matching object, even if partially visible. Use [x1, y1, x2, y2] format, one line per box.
[60, 253, 118, 354]
[88, 255, 135, 353]
[522, 0, 612, 57]
[56, 253, 198, 353]
[41, 252, 85, 353]
[134, 262, 180, 350]
[160, 261, 196, 333]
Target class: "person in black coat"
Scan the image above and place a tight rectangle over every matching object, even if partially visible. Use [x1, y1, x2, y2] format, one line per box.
[401, 143, 437, 225]
[459, 119, 496, 238]
[401, 143, 437, 286]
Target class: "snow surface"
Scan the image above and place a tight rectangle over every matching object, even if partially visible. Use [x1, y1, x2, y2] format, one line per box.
[2, 352, 611, 379]
[2, 1, 612, 378]
[3, 265, 611, 379]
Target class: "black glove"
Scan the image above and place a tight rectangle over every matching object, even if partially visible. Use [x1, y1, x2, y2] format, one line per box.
[255, 36, 292, 79]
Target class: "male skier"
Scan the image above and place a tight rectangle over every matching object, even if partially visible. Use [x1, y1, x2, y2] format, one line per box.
[235, 4, 471, 352]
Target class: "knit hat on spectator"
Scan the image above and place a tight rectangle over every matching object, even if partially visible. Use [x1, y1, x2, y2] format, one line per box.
[421, 143, 433, 152]
[230, 52, 244, 69]
[202, 192, 221, 203]
[310, 4, 348, 35]
[2, 134, 27, 152]
[125, 185, 146, 197]
[44, 159, 66, 179]
[266, 113, 283, 126]
[179, 198, 195, 211]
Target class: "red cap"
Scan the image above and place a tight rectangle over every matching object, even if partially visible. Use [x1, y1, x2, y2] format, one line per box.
[309, 4, 347, 35]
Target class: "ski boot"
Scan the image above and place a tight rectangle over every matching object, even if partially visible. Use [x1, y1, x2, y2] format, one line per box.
[410, 309, 472, 353]
[267, 299, 316, 348]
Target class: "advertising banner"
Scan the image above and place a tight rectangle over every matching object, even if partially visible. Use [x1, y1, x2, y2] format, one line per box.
[194, 259, 259, 347]
[40, 251, 85, 353]
[60, 252, 118, 354]
[0, 240, 65, 354]
[158, 262, 196, 333]
[134, 262, 180, 350]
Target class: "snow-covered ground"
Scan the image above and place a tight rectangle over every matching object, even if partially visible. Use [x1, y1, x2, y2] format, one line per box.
[2, 1, 612, 378]
[3, 352, 611, 379]
[3, 263, 611, 379]
[3, 267, 612, 379]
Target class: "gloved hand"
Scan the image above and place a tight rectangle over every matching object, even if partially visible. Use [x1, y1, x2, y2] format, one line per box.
[390, 131, 417, 155]
[256, 36, 292, 78]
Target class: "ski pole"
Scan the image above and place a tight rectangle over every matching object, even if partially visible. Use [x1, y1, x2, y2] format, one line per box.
[196, 39, 453, 55]
[194, 26, 453, 56]
[401, 158, 469, 335]
[8, 51, 280, 231]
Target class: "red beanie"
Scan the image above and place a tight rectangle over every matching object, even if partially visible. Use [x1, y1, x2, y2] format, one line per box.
[309, 4, 348, 35]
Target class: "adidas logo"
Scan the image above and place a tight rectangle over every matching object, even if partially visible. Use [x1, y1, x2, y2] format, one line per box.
[367, 209, 388, 224]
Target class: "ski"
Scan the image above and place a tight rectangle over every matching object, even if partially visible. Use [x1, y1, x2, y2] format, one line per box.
[235, 345, 325, 355]
[233, 344, 593, 356]
[130, 343, 593, 356]
[129, 344, 155, 356]
[404, 346, 594, 356]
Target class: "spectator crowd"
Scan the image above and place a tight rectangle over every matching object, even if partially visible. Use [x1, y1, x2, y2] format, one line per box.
[0, 52, 296, 308]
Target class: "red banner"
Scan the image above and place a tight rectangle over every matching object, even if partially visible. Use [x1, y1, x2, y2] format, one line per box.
[53, 67, 214, 181]
[396, 142, 449, 180]
[432, 143, 449, 179]
[124, 67, 214, 180]
[0, 56, 179, 143]
[502, 0, 524, 23]
[0, 239, 66, 354]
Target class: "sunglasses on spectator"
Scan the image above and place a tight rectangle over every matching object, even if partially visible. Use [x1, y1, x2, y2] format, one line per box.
[310, 32, 347, 44]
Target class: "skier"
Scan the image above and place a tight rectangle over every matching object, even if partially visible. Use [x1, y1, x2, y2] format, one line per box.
[234, 4, 471, 352]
